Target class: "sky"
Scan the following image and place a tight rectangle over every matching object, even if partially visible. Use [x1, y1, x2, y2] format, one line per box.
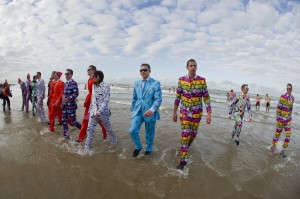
[0, 0, 299, 97]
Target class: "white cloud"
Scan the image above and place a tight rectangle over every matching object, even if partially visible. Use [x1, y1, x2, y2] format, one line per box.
[0, 0, 299, 98]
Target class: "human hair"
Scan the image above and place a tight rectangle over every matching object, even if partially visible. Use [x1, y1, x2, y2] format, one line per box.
[33, 75, 36, 80]
[89, 65, 97, 71]
[241, 84, 248, 90]
[257, 94, 259, 96]
[141, 63, 151, 70]
[287, 83, 292, 88]
[186, 59, 197, 67]
[94, 71, 104, 86]
[66, 69, 73, 75]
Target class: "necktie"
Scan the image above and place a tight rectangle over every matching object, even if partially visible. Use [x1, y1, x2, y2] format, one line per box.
[142, 80, 147, 92]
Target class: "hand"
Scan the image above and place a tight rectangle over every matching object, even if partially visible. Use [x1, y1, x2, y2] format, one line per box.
[206, 113, 211, 124]
[144, 110, 153, 117]
[249, 118, 253, 122]
[173, 113, 177, 122]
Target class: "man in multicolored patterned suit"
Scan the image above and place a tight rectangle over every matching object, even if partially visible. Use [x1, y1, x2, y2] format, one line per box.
[173, 59, 212, 170]
[228, 84, 252, 146]
[62, 69, 81, 139]
[270, 83, 294, 158]
[129, 63, 162, 157]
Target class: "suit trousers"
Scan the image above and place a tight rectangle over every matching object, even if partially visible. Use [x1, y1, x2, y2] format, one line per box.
[77, 103, 107, 141]
[85, 114, 117, 150]
[129, 110, 156, 152]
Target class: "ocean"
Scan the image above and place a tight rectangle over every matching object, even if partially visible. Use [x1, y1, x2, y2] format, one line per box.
[0, 83, 299, 199]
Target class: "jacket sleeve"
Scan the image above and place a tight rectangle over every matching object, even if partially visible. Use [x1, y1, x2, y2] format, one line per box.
[247, 98, 252, 118]
[202, 79, 212, 113]
[228, 97, 237, 117]
[174, 79, 182, 106]
[57, 82, 64, 104]
[150, 81, 162, 112]
[97, 85, 110, 115]
[130, 82, 138, 112]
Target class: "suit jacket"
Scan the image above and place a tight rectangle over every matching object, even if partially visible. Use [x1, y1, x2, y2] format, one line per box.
[131, 77, 162, 122]
[63, 79, 79, 109]
[90, 82, 111, 117]
[37, 78, 45, 98]
[51, 80, 64, 107]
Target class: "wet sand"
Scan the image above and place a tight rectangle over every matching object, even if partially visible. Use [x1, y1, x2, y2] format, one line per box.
[0, 88, 300, 199]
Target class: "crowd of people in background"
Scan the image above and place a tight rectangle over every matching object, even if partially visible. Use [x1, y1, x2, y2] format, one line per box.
[0, 59, 295, 170]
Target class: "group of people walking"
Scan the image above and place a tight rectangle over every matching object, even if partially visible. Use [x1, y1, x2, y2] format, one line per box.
[1, 59, 295, 170]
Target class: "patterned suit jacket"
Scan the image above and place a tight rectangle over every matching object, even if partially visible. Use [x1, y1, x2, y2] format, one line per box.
[131, 77, 162, 122]
[90, 82, 111, 117]
[36, 78, 45, 98]
[63, 79, 79, 109]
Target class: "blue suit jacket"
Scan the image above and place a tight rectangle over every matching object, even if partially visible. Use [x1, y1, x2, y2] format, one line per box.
[131, 77, 162, 122]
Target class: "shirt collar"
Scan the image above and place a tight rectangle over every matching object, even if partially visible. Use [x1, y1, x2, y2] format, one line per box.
[142, 77, 150, 81]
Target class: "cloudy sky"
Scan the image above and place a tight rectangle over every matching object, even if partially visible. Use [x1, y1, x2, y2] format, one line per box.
[0, 0, 299, 97]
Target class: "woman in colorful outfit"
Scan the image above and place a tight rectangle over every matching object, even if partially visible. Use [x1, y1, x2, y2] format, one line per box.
[76, 65, 107, 143]
[270, 83, 294, 157]
[84, 71, 117, 151]
[228, 84, 253, 146]
[173, 59, 212, 170]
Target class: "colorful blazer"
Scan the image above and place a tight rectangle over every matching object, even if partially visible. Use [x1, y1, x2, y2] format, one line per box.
[229, 93, 252, 119]
[90, 82, 111, 117]
[131, 77, 162, 122]
[276, 92, 294, 123]
[175, 75, 211, 119]
[63, 79, 79, 109]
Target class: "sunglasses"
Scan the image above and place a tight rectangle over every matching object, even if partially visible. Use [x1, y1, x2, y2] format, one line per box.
[65, 73, 70, 76]
[287, 88, 292, 90]
[140, 69, 149, 72]
[87, 68, 93, 72]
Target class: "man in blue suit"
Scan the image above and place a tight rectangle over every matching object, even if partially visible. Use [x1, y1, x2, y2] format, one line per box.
[129, 63, 162, 157]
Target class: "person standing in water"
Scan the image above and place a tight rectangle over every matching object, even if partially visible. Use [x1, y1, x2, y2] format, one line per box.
[265, 94, 271, 114]
[173, 59, 212, 170]
[30, 75, 38, 116]
[255, 94, 261, 112]
[62, 69, 81, 139]
[129, 63, 162, 157]
[76, 65, 107, 143]
[18, 78, 27, 111]
[49, 71, 64, 132]
[84, 71, 117, 151]
[270, 84, 294, 158]
[24, 74, 31, 113]
[228, 84, 252, 146]
[36, 72, 47, 122]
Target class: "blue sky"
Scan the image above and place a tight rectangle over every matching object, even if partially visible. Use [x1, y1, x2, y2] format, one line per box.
[0, 0, 299, 97]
